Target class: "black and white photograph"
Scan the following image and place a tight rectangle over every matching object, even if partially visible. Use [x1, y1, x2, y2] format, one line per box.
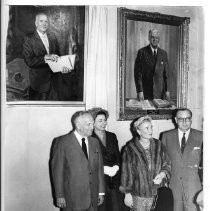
[1, 2, 207, 211]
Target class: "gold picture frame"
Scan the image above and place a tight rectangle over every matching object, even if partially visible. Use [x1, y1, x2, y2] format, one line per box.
[117, 7, 190, 120]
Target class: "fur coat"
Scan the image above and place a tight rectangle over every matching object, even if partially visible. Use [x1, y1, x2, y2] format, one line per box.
[120, 138, 171, 197]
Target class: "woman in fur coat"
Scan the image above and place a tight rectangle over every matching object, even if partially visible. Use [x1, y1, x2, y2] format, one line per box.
[120, 115, 171, 211]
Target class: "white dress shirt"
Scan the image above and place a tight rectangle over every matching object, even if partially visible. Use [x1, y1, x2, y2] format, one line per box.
[150, 45, 158, 56]
[74, 130, 104, 195]
[37, 30, 49, 54]
[74, 130, 89, 156]
[178, 128, 190, 147]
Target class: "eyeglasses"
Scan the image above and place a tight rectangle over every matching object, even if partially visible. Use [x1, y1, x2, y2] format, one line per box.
[177, 117, 192, 122]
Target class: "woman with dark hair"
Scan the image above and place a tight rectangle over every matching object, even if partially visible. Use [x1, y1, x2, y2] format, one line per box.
[120, 115, 171, 211]
[89, 107, 128, 211]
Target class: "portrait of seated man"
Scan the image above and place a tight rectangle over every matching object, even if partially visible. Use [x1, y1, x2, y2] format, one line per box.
[134, 29, 170, 101]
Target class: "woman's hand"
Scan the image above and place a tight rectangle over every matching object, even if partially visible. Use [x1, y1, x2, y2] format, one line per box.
[153, 172, 166, 185]
[124, 193, 133, 208]
[104, 165, 119, 177]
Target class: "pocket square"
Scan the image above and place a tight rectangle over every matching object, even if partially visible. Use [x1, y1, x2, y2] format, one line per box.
[193, 147, 200, 150]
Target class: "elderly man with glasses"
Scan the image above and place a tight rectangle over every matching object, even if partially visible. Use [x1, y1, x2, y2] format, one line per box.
[161, 108, 203, 211]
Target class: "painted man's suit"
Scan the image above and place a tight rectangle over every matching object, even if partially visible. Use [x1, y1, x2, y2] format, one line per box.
[161, 128, 203, 211]
[134, 45, 169, 99]
[51, 132, 105, 211]
[23, 31, 59, 99]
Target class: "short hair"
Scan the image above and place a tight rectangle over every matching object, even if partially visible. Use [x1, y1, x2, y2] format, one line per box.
[71, 110, 92, 130]
[149, 29, 160, 37]
[175, 108, 192, 118]
[130, 115, 152, 138]
[88, 107, 109, 120]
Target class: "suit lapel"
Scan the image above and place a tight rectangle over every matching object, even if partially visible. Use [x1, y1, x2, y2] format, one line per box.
[145, 45, 156, 66]
[154, 48, 162, 71]
[71, 133, 89, 163]
[47, 32, 53, 53]
[174, 129, 182, 157]
[88, 137, 98, 168]
[182, 130, 195, 157]
[34, 31, 48, 54]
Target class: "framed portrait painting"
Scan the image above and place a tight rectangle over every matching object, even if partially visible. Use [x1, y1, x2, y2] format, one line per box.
[6, 5, 85, 104]
[117, 7, 190, 120]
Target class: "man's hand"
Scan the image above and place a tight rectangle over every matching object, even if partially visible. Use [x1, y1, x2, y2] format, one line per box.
[165, 91, 170, 101]
[98, 195, 104, 205]
[61, 66, 72, 74]
[45, 54, 59, 62]
[137, 92, 144, 101]
[124, 193, 133, 208]
[153, 172, 166, 185]
[56, 197, 66, 208]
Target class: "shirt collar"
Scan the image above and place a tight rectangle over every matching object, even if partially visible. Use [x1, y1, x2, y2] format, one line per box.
[150, 45, 158, 53]
[37, 29, 47, 38]
[74, 130, 87, 143]
[178, 128, 191, 141]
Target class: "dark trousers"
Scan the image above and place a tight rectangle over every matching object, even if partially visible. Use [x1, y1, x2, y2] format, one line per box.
[29, 85, 58, 101]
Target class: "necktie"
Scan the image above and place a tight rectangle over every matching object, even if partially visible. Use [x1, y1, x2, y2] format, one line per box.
[41, 34, 49, 54]
[82, 138, 88, 159]
[154, 50, 157, 61]
[181, 133, 186, 154]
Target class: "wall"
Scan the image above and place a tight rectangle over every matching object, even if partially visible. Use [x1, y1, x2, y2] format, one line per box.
[4, 106, 84, 211]
[3, 6, 204, 211]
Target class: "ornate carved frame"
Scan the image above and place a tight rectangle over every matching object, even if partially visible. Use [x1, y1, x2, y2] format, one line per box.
[117, 7, 190, 120]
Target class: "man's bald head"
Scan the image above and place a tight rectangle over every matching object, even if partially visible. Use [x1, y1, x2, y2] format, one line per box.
[35, 13, 49, 34]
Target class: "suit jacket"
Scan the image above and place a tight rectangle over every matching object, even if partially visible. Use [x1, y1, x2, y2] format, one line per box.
[92, 131, 120, 189]
[23, 31, 60, 92]
[161, 128, 203, 202]
[134, 45, 169, 99]
[51, 132, 105, 211]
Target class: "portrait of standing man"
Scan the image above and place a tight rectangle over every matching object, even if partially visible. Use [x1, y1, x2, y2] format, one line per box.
[23, 12, 61, 100]
[6, 6, 85, 102]
[134, 29, 170, 101]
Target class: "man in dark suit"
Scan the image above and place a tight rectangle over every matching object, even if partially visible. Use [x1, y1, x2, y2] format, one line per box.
[51, 111, 105, 211]
[23, 12, 71, 100]
[161, 108, 203, 211]
[134, 29, 170, 100]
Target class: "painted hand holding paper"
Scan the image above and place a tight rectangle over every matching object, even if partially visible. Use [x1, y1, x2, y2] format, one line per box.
[47, 54, 76, 73]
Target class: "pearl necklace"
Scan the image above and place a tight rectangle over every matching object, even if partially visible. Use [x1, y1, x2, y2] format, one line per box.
[139, 140, 150, 149]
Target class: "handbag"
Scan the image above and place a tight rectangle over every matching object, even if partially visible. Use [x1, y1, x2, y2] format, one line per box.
[150, 186, 173, 211]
